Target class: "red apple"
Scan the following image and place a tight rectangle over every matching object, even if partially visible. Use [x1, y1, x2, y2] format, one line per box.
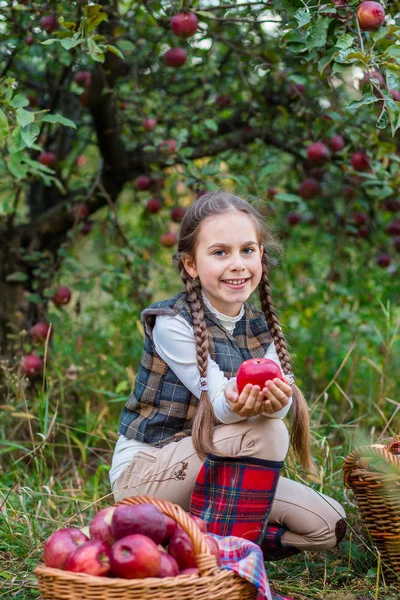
[204, 535, 221, 565]
[135, 175, 152, 191]
[74, 71, 91, 88]
[52, 286, 71, 307]
[329, 135, 345, 153]
[171, 206, 186, 222]
[384, 199, 400, 212]
[29, 321, 52, 343]
[155, 552, 180, 578]
[190, 515, 207, 533]
[89, 506, 116, 546]
[171, 13, 199, 38]
[161, 514, 178, 544]
[26, 35, 35, 46]
[164, 48, 187, 68]
[343, 185, 355, 199]
[111, 504, 166, 545]
[216, 95, 232, 107]
[146, 198, 163, 214]
[267, 187, 277, 199]
[142, 118, 157, 131]
[390, 89, 400, 101]
[357, 1, 385, 31]
[298, 178, 320, 199]
[80, 220, 93, 235]
[351, 212, 368, 227]
[179, 567, 199, 576]
[151, 176, 165, 190]
[360, 70, 385, 89]
[72, 203, 89, 220]
[43, 528, 89, 569]
[386, 221, 400, 236]
[287, 211, 301, 226]
[236, 358, 283, 394]
[168, 527, 197, 570]
[38, 152, 56, 168]
[110, 534, 161, 579]
[160, 232, 177, 247]
[351, 151, 370, 171]
[40, 15, 59, 34]
[65, 540, 111, 576]
[159, 139, 177, 155]
[307, 142, 330, 164]
[76, 155, 88, 168]
[376, 253, 391, 267]
[21, 353, 43, 377]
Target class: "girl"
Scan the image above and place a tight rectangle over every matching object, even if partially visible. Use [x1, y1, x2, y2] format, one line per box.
[110, 192, 346, 558]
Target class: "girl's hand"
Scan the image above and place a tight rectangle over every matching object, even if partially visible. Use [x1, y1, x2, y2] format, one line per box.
[225, 380, 267, 418]
[261, 377, 292, 415]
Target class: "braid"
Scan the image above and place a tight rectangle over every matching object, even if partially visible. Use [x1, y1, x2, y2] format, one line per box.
[259, 253, 315, 473]
[178, 262, 222, 459]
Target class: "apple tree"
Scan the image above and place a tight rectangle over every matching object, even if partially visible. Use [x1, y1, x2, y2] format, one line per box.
[1, 0, 400, 369]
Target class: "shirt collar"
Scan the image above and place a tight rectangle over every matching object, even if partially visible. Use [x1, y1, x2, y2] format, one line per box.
[201, 290, 244, 325]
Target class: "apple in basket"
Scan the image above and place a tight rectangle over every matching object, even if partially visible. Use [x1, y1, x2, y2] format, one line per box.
[89, 506, 116, 546]
[156, 552, 180, 577]
[236, 358, 283, 394]
[168, 525, 221, 570]
[110, 534, 161, 578]
[43, 527, 89, 569]
[111, 503, 166, 545]
[65, 540, 111, 576]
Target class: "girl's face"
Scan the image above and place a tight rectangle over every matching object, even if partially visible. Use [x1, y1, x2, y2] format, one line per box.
[182, 211, 263, 316]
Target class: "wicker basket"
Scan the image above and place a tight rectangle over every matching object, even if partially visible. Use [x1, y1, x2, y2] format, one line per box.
[343, 443, 400, 584]
[34, 495, 258, 600]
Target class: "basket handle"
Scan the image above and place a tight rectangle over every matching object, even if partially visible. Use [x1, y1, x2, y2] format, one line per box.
[343, 444, 400, 488]
[115, 495, 218, 576]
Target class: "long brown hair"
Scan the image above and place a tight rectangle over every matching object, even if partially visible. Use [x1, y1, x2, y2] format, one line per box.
[173, 191, 314, 472]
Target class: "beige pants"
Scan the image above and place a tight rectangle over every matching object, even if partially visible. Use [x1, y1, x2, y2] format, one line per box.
[113, 417, 346, 551]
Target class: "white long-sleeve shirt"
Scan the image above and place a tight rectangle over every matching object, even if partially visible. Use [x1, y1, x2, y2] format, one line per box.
[109, 292, 292, 486]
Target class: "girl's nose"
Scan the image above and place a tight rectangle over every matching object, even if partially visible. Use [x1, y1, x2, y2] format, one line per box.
[229, 253, 246, 270]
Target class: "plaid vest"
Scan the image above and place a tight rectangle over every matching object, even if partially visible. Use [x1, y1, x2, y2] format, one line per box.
[118, 292, 273, 446]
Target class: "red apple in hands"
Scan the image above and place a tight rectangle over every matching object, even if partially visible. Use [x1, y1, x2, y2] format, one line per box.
[155, 552, 180, 578]
[65, 540, 111, 576]
[111, 504, 166, 545]
[110, 534, 161, 579]
[43, 528, 89, 569]
[236, 358, 283, 394]
[89, 507, 116, 546]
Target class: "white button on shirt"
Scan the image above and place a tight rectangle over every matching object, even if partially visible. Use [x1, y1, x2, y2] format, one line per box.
[109, 292, 292, 486]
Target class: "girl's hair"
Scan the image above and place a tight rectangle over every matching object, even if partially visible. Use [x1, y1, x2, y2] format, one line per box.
[173, 191, 313, 472]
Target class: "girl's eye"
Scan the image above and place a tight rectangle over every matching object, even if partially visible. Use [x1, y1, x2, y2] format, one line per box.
[242, 247, 255, 254]
[213, 250, 226, 256]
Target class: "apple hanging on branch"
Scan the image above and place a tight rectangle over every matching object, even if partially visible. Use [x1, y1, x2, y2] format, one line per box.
[236, 358, 283, 394]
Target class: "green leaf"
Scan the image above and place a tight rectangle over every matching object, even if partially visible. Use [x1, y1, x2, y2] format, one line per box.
[6, 271, 28, 282]
[107, 44, 124, 59]
[347, 94, 379, 110]
[318, 48, 337, 74]
[86, 12, 108, 33]
[42, 114, 77, 129]
[7, 153, 28, 178]
[88, 38, 105, 63]
[41, 39, 60, 45]
[204, 119, 218, 132]
[294, 8, 311, 27]
[16, 107, 34, 127]
[10, 95, 29, 109]
[275, 193, 302, 203]
[335, 34, 354, 50]
[60, 36, 81, 50]
[384, 44, 400, 60]
[0, 109, 9, 146]
[20, 123, 40, 148]
[194, 10, 219, 20]
[25, 293, 43, 304]
[377, 110, 389, 130]
[307, 18, 329, 51]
